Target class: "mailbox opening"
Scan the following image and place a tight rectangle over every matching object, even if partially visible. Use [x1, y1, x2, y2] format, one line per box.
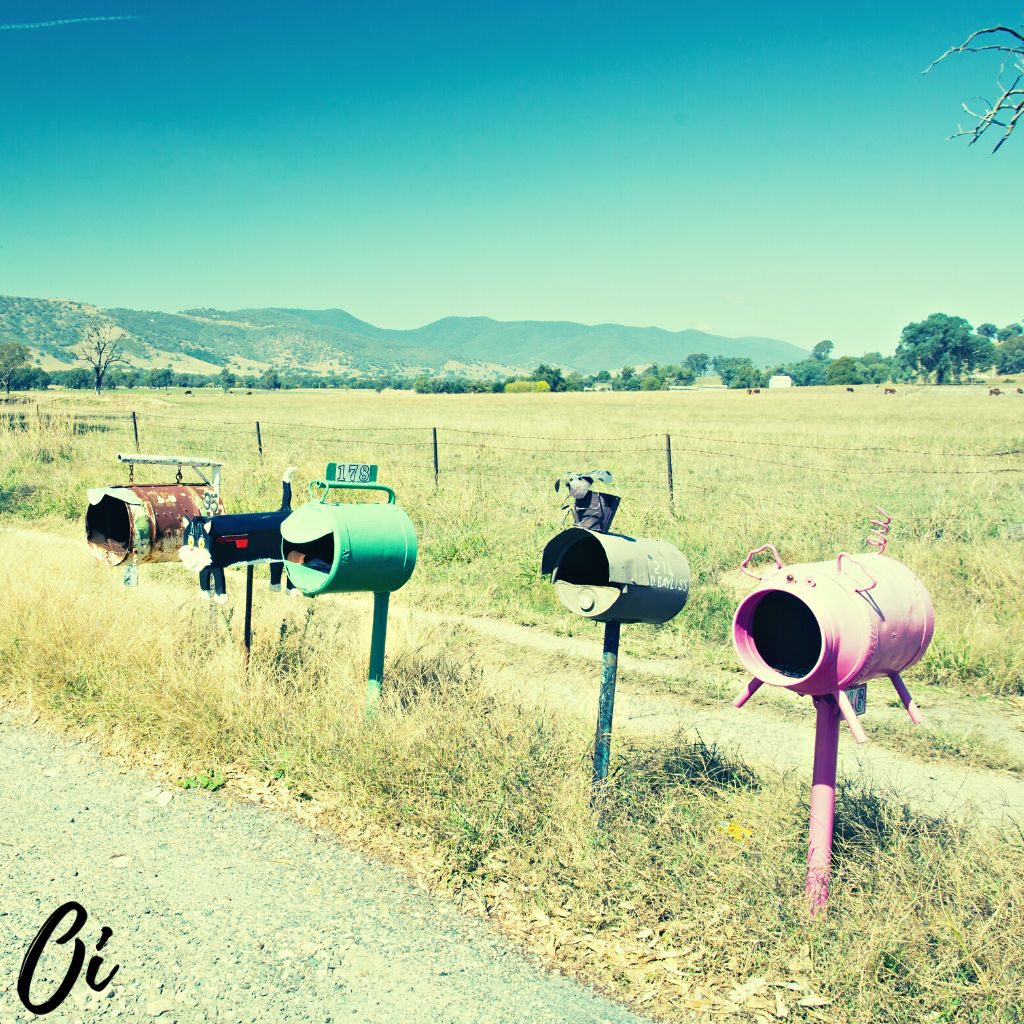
[551, 531, 611, 586]
[86, 494, 132, 557]
[747, 591, 822, 679]
[282, 532, 333, 589]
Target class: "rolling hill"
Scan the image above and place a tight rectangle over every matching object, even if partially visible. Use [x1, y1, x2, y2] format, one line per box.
[0, 295, 808, 376]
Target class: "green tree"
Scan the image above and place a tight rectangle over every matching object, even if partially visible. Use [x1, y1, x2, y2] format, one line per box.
[786, 359, 828, 386]
[826, 357, 863, 386]
[811, 340, 835, 362]
[148, 367, 174, 389]
[531, 364, 565, 392]
[715, 356, 764, 389]
[684, 352, 709, 376]
[219, 368, 237, 392]
[996, 335, 1024, 374]
[977, 323, 998, 339]
[0, 341, 30, 394]
[895, 313, 981, 384]
[261, 368, 282, 390]
[997, 323, 1022, 342]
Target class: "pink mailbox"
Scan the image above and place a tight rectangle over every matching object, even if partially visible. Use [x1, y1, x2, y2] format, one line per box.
[731, 528, 934, 913]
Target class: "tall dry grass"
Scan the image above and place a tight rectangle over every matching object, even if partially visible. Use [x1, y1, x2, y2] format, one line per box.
[2, 387, 1022, 693]
[0, 530, 1022, 1023]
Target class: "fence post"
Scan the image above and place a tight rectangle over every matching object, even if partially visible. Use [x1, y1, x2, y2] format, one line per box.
[664, 433, 674, 511]
[131, 410, 140, 452]
[255, 421, 263, 458]
[432, 427, 439, 487]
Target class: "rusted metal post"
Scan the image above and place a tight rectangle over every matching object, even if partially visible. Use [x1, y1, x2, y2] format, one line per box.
[664, 433, 674, 511]
[431, 427, 439, 488]
[255, 421, 263, 458]
[131, 410, 140, 452]
[591, 620, 621, 799]
[242, 565, 254, 670]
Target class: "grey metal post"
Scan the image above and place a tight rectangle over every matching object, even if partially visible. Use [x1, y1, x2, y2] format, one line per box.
[242, 565, 254, 670]
[432, 427, 439, 488]
[592, 620, 621, 794]
[131, 410, 140, 452]
[255, 421, 263, 458]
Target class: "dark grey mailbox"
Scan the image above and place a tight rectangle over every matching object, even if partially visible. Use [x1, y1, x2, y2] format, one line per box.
[541, 526, 691, 794]
[541, 527, 690, 624]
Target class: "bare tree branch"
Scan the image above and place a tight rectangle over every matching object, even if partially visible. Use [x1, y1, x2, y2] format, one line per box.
[925, 24, 1024, 152]
[77, 324, 125, 394]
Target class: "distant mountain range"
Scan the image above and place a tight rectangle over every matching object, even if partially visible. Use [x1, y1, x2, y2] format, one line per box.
[0, 295, 809, 376]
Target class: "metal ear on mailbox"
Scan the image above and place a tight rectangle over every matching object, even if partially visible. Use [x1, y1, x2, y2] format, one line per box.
[85, 454, 223, 584]
[730, 512, 935, 913]
[542, 514, 690, 796]
[281, 462, 417, 712]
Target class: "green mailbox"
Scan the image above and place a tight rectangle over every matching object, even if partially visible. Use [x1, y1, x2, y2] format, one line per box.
[280, 463, 418, 711]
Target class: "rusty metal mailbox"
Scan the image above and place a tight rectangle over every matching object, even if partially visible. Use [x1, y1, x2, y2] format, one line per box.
[541, 526, 690, 792]
[85, 455, 223, 583]
[541, 527, 690, 625]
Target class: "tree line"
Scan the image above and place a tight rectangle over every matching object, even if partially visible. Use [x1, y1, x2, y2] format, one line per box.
[2, 313, 1021, 396]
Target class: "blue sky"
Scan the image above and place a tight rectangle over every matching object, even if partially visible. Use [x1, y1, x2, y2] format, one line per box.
[0, 1, 1020, 354]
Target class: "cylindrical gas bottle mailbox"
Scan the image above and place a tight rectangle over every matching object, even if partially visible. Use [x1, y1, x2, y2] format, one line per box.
[730, 538, 935, 915]
[732, 548, 934, 697]
[541, 527, 690, 625]
[280, 496, 417, 597]
[86, 484, 224, 566]
[280, 464, 418, 716]
[542, 525, 690, 794]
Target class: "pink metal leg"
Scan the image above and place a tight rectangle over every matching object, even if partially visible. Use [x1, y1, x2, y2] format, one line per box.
[807, 695, 841, 914]
[889, 672, 923, 725]
[835, 689, 869, 745]
[733, 677, 764, 709]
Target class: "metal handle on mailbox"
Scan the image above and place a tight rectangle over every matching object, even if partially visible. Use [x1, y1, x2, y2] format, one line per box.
[309, 480, 397, 505]
[835, 551, 877, 593]
[740, 544, 784, 581]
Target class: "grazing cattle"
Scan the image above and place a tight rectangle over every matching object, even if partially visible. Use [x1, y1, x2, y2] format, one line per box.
[246, 390, 253, 395]
[846, 387, 855, 393]
[746, 388, 761, 395]
[184, 389, 193, 396]
[884, 388, 896, 395]
[989, 388, 1002, 396]
[1017, 388, 1023, 394]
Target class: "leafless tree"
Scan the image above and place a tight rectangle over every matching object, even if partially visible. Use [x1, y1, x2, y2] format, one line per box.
[926, 25, 1024, 152]
[77, 325, 125, 395]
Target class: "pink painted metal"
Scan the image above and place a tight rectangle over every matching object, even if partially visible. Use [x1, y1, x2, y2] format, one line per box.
[732, 551, 934, 700]
[730, 540, 935, 914]
[807, 696, 840, 912]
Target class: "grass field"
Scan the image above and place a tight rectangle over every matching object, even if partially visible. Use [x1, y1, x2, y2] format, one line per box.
[2, 385, 1023, 1023]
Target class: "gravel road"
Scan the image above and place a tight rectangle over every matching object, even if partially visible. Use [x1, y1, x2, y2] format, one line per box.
[0, 714, 649, 1024]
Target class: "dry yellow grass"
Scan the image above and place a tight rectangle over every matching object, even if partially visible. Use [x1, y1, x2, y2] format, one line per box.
[2, 387, 1024, 1022]
[0, 530, 1022, 1024]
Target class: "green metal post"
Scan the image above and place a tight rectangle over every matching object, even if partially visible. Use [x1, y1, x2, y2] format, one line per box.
[366, 591, 390, 715]
[592, 620, 621, 796]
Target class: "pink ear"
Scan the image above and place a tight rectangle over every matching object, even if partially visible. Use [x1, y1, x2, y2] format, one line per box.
[204, 521, 212, 534]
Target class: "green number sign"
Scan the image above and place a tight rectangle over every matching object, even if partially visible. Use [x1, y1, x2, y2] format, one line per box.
[326, 462, 378, 484]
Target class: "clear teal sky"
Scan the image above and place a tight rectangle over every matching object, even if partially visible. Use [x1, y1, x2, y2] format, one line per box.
[0, 1, 1020, 354]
